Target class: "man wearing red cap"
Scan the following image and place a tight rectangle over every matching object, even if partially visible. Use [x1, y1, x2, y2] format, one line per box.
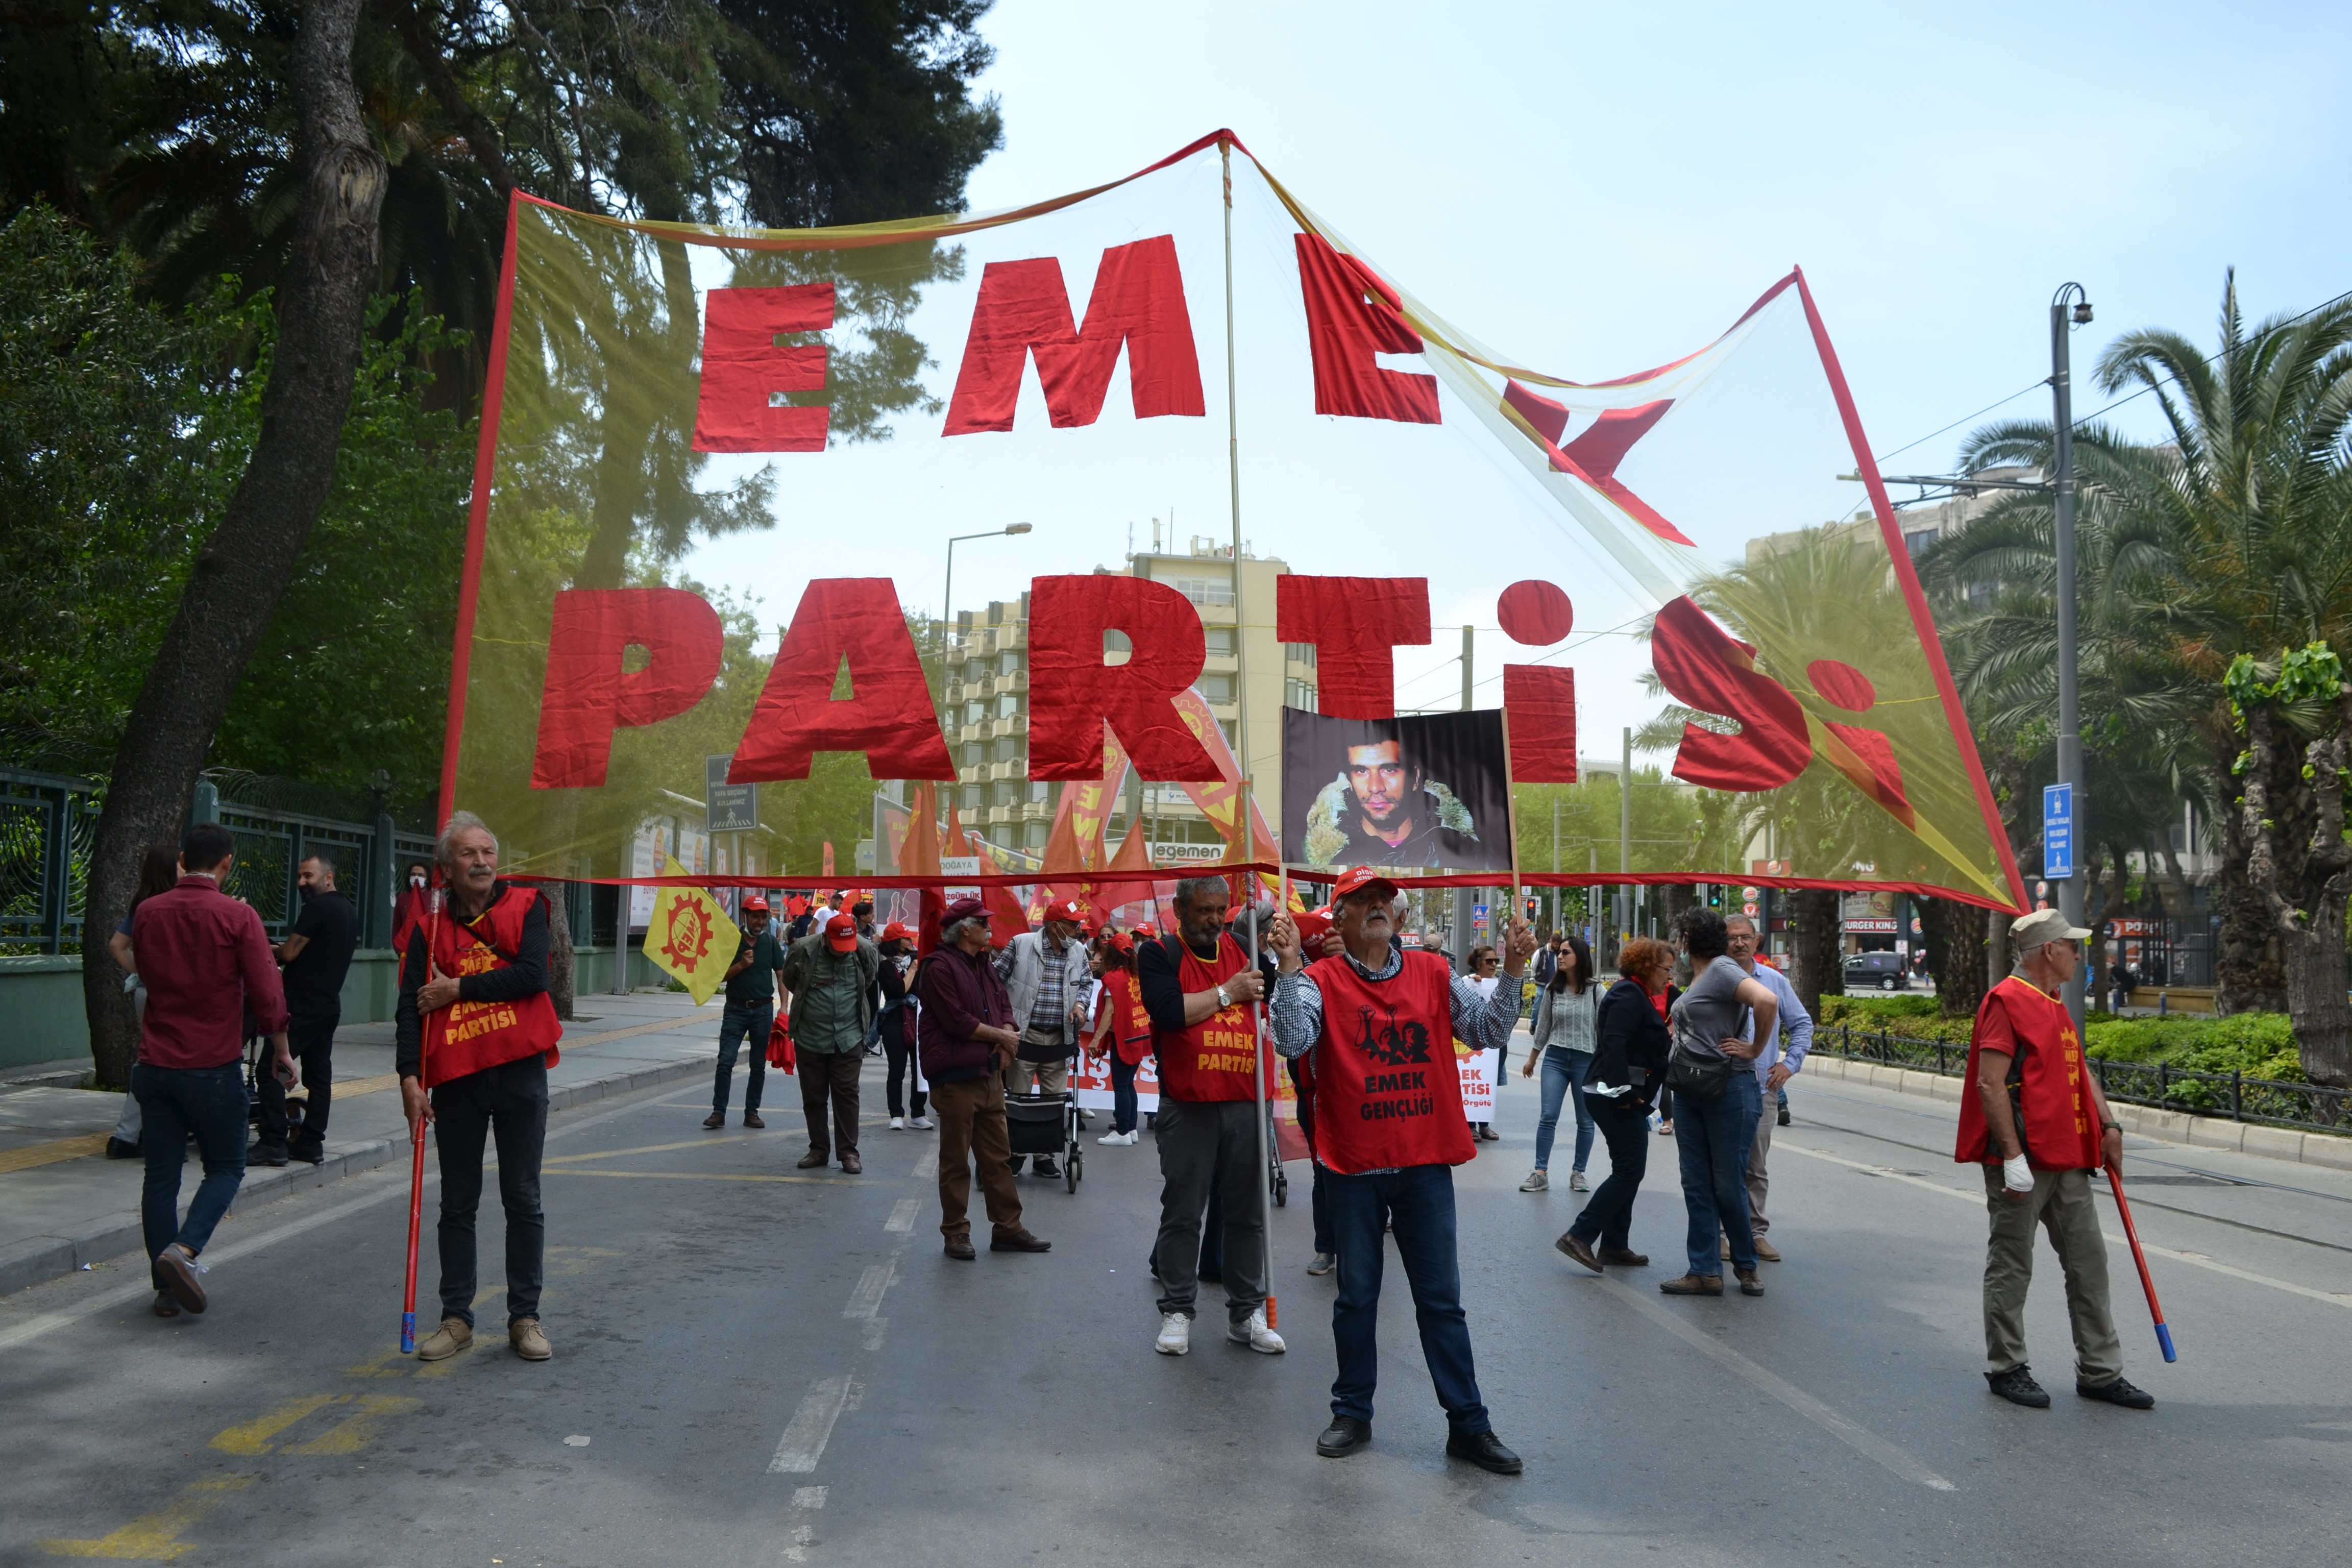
[705, 894, 786, 1130]
[916, 896, 1050, 1258]
[1136, 875, 1284, 1358]
[1266, 866, 1534, 1473]
[995, 895, 1094, 1178]
[781, 907, 881, 1173]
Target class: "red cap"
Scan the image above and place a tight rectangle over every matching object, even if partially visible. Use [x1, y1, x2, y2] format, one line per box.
[1043, 896, 1087, 927]
[880, 921, 915, 944]
[1293, 905, 1334, 948]
[1331, 866, 1399, 904]
[825, 912, 859, 951]
[742, 895, 770, 914]
[944, 895, 990, 924]
[1104, 930, 1136, 957]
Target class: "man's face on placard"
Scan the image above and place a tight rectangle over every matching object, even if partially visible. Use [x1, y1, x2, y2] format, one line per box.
[1346, 742, 1417, 837]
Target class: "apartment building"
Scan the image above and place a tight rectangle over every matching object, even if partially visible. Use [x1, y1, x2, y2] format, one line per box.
[937, 536, 1316, 864]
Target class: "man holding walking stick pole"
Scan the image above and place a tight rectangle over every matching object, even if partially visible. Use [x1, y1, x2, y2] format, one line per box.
[398, 812, 565, 1363]
[1956, 908, 2154, 1412]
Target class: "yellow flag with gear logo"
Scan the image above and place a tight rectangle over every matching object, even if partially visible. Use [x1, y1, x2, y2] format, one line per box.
[641, 854, 741, 1006]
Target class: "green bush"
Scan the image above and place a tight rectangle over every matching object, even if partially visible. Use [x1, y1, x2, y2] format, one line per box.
[1820, 994, 2305, 1082]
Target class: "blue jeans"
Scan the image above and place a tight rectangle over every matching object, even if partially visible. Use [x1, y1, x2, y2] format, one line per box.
[714, 999, 772, 1113]
[1533, 1048, 1595, 1172]
[1110, 1052, 1139, 1134]
[132, 1062, 249, 1288]
[1310, 1161, 1333, 1255]
[1675, 1074, 1761, 1276]
[1325, 1163, 1489, 1434]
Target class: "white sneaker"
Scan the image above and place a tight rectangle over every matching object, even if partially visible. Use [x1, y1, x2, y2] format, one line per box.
[1519, 1169, 1549, 1192]
[1228, 1307, 1286, 1354]
[1155, 1312, 1192, 1356]
[1569, 1170, 1589, 1192]
[1097, 1129, 1131, 1145]
[889, 1117, 905, 1131]
[910, 1117, 934, 1131]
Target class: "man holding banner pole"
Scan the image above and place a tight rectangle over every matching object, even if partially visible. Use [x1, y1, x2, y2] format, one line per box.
[1266, 867, 1533, 1473]
[398, 812, 564, 1363]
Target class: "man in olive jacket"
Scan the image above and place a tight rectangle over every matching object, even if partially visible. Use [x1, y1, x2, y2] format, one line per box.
[781, 912, 879, 1173]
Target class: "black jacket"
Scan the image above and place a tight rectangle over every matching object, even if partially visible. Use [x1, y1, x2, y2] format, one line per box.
[1587, 976, 1676, 1111]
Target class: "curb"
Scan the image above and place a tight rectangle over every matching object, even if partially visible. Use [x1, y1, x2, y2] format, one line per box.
[0, 1054, 710, 1301]
[1803, 1055, 2352, 1172]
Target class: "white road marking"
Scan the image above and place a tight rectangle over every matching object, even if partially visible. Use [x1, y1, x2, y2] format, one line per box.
[913, 1147, 939, 1180]
[768, 1376, 860, 1474]
[885, 1198, 919, 1233]
[843, 1264, 890, 1319]
[1596, 1277, 1957, 1492]
[862, 1317, 888, 1352]
[1778, 1140, 2352, 1313]
[792, 1486, 827, 1509]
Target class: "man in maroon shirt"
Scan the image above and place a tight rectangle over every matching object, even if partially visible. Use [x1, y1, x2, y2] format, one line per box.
[916, 897, 1049, 1261]
[131, 821, 295, 1318]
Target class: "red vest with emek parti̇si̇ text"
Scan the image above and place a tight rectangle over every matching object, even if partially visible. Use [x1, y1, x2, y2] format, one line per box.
[1102, 968, 1154, 1067]
[1306, 949, 1475, 1175]
[1152, 934, 1268, 1102]
[422, 887, 565, 1088]
[1954, 974, 2101, 1170]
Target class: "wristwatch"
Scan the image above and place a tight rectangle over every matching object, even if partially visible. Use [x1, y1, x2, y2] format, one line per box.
[1215, 985, 1230, 1009]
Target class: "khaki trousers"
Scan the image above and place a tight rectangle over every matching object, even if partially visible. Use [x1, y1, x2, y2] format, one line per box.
[1746, 1112, 1773, 1235]
[1980, 1165, 2124, 1385]
[930, 1075, 1024, 1242]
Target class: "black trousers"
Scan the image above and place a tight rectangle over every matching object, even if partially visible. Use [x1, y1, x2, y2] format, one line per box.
[1566, 1099, 1652, 1252]
[799, 1049, 862, 1155]
[256, 1013, 338, 1154]
[882, 1011, 925, 1118]
[432, 1055, 548, 1328]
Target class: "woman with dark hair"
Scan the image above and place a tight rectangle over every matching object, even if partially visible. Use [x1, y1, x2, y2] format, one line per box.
[1087, 932, 1153, 1145]
[1659, 906, 1778, 1298]
[1554, 936, 1677, 1272]
[1518, 931, 1598, 1192]
[877, 922, 929, 1131]
[101, 846, 187, 1158]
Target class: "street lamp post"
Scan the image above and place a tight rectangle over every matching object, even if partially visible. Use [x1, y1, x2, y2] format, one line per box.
[2051, 283, 2093, 1034]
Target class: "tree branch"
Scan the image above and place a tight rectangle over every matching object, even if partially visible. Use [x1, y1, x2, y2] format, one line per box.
[386, 0, 516, 201]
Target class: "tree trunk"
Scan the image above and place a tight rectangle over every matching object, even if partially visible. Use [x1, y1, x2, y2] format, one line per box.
[76, 0, 386, 1086]
[1919, 896, 1989, 1018]
[2237, 691, 2352, 1084]
[1786, 888, 1843, 1022]
[2280, 913, 2352, 1088]
[1985, 906, 2010, 993]
[545, 883, 577, 1021]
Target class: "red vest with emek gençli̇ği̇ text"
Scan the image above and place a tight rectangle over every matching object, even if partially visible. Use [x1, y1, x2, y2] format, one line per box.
[1306, 949, 1475, 1175]
[422, 886, 564, 1088]
[1954, 974, 2101, 1170]
[1152, 934, 1270, 1102]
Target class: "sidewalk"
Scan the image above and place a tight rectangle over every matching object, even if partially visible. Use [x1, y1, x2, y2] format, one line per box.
[0, 990, 738, 1297]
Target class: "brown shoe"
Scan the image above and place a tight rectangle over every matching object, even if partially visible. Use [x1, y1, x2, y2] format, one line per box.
[155, 1243, 208, 1314]
[1598, 1247, 1650, 1267]
[1735, 1267, 1765, 1297]
[1659, 1273, 1724, 1296]
[415, 1315, 472, 1361]
[743, 1110, 765, 1129]
[1554, 1232, 1603, 1275]
[840, 1152, 863, 1174]
[1752, 1237, 1781, 1262]
[989, 1229, 1051, 1253]
[797, 1148, 829, 1169]
[703, 1110, 726, 1129]
[944, 1236, 977, 1261]
[509, 1316, 553, 1360]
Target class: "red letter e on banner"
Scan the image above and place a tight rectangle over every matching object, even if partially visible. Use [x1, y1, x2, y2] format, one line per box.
[1029, 576, 1221, 781]
[693, 284, 834, 453]
[532, 589, 723, 788]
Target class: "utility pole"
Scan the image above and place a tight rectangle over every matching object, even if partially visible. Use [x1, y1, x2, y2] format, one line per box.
[1460, 624, 1474, 712]
[1616, 726, 1634, 960]
[2051, 283, 2093, 1034]
[1454, 622, 1475, 964]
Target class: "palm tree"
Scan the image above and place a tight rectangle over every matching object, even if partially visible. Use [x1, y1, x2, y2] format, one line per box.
[1931, 274, 2352, 1084]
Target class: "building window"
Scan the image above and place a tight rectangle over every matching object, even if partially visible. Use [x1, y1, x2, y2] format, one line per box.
[1172, 574, 1234, 606]
[1219, 718, 1237, 748]
[999, 650, 1022, 675]
[1284, 642, 1317, 668]
[1205, 627, 1236, 657]
[961, 786, 984, 813]
[1903, 529, 1938, 556]
[1196, 672, 1236, 704]
[1023, 820, 1049, 849]
[1286, 677, 1318, 710]
[965, 701, 986, 726]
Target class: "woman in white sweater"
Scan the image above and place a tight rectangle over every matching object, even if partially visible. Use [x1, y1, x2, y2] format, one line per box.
[1519, 932, 1600, 1192]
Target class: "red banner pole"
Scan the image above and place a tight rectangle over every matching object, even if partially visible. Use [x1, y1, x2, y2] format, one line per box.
[400, 884, 441, 1354]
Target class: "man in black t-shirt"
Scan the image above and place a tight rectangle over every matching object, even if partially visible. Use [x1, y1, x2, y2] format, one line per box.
[260, 853, 360, 1164]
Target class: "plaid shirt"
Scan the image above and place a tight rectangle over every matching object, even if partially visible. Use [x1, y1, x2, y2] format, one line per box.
[1025, 934, 1070, 1036]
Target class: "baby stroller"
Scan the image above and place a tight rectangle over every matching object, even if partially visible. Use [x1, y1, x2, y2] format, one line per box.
[1004, 1090, 1082, 1193]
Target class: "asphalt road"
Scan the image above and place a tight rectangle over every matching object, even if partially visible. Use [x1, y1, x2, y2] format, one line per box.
[5, 1051, 2350, 1567]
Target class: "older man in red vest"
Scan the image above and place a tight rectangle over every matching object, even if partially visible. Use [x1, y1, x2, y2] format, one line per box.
[1957, 908, 2152, 1411]
[1266, 867, 1535, 1474]
[398, 811, 565, 1363]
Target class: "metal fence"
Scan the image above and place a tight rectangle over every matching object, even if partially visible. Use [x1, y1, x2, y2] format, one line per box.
[0, 766, 435, 953]
[1815, 1021, 2350, 1136]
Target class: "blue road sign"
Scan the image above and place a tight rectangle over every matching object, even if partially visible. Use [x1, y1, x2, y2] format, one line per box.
[706, 753, 758, 833]
[2042, 782, 2074, 879]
